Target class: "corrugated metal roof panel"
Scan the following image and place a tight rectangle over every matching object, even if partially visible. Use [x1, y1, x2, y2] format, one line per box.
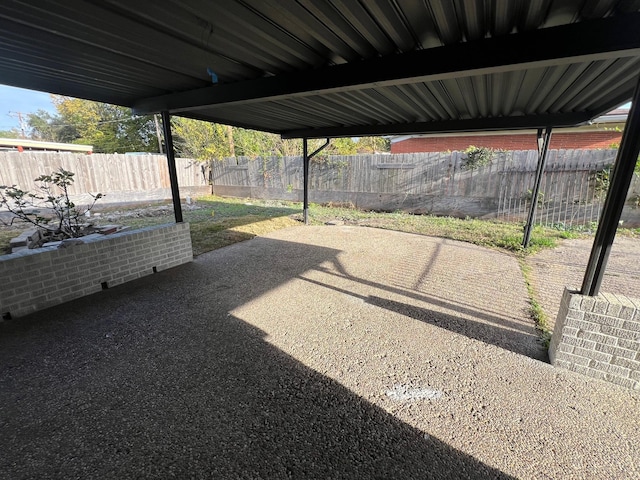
[1, 0, 639, 137]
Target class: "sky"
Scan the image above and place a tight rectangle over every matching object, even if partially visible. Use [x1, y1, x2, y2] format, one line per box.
[0, 84, 56, 132]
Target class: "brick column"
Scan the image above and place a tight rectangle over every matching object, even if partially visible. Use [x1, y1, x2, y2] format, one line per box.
[549, 288, 640, 390]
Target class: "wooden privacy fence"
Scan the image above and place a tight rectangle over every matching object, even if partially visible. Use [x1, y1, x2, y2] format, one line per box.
[210, 149, 640, 227]
[1, 150, 638, 226]
[0, 152, 209, 204]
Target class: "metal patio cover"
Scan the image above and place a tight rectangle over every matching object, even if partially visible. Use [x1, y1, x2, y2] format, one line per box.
[1, 1, 640, 138]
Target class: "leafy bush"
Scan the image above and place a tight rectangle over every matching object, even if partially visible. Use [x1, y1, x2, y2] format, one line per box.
[0, 168, 103, 239]
[524, 189, 545, 206]
[461, 145, 495, 170]
[593, 166, 612, 199]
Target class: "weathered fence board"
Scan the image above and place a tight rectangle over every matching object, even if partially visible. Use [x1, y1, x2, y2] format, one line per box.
[0, 152, 209, 205]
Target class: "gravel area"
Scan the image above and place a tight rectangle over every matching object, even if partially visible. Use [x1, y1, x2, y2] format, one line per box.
[527, 236, 640, 330]
[1, 226, 638, 479]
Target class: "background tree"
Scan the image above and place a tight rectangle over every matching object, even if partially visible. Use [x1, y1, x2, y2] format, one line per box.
[26, 96, 159, 153]
[355, 136, 390, 153]
[28, 109, 76, 143]
[170, 117, 389, 160]
[24, 98, 390, 158]
[0, 128, 19, 138]
[171, 117, 232, 161]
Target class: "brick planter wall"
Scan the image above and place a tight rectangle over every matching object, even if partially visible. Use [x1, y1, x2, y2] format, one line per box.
[549, 288, 640, 390]
[0, 223, 193, 319]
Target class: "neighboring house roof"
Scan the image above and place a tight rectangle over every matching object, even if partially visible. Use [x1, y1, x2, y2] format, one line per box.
[0, 138, 93, 153]
[390, 109, 629, 144]
[0, 2, 639, 138]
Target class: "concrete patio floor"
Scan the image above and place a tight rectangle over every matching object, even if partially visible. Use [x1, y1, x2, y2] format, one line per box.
[527, 235, 640, 331]
[1, 226, 638, 479]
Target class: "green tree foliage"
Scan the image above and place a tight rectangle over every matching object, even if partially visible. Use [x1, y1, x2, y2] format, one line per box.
[28, 109, 77, 143]
[172, 117, 304, 160]
[354, 136, 391, 153]
[26, 96, 160, 153]
[233, 127, 283, 157]
[25, 97, 391, 159]
[326, 137, 357, 155]
[170, 117, 389, 161]
[171, 117, 232, 160]
[0, 128, 19, 138]
[461, 145, 495, 170]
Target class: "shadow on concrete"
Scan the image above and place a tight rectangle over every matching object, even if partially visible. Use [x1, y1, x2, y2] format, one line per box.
[368, 296, 545, 360]
[304, 257, 546, 361]
[0, 237, 514, 479]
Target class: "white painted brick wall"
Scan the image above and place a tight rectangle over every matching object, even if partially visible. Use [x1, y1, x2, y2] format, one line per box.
[549, 288, 640, 391]
[0, 223, 192, 319]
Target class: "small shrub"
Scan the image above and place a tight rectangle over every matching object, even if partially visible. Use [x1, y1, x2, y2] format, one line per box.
[592, 166, 615, 200]
[0, 167, 103, 239]
[461, 146, 494, 170]
[524, 189, 545, 206]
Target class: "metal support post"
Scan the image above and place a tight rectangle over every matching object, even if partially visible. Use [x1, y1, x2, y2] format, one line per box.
[581, 77, 640, 295]
[303, 138, 309, 224]
[302, 138, 331, 225]
[523, 127, 552, 248]
[161, 111, 183, 223]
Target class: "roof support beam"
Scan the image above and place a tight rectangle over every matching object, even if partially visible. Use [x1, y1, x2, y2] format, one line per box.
[522, 127, 553, 248]
[580, 74, 640, 296]
[133, 14, 640, 115]
[302, 138, 330, 225]
[161, 111, 183, 224]
[280, 112, 589, 139]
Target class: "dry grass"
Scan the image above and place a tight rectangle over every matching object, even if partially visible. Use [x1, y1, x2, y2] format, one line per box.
[3, 195, 636, 258]
[189, 216, 299, 256]
[305, 204, 583, 253]
[0, 229, 22, 255]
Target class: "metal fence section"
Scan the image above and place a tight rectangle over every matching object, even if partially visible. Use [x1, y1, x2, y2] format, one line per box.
[496, 149, 616, 227]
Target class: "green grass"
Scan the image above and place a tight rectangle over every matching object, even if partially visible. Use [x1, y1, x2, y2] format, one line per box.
[98, 196, 301, 256]
[304, 203, 584, 254]
[519, 259, 552, 347]
[188, 215, 299, 256]
[107, 197, 581, 256]
[2, 196, 636, 261]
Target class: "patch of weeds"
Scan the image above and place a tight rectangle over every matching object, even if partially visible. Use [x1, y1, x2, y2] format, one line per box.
[548, 221, 597, 236]
[493, 235, 525, 252]
[593, 166, 612, 200]
[519, 259, 552, 348]
[190, 207, 299, 256]
[617, 227, 640, 238]
[0, 229, 22, 255]
[189, 220, 256, 255]
[307, 206, 567, 254]
[527, 235, 557, 251]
